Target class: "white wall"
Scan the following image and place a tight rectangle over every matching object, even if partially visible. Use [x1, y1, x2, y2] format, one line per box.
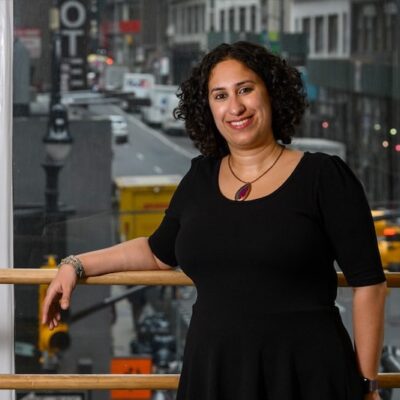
[0, 0, 15, 400]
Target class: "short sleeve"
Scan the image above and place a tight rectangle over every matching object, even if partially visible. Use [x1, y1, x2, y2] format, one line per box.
[148, 156, 202, 267]
[317, 155, 386, 287]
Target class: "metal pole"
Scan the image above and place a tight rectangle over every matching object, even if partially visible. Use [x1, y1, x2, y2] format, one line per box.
[50, 0, 61, 108]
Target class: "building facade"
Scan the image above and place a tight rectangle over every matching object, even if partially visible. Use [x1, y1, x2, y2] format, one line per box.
[292, 0, 400, 203]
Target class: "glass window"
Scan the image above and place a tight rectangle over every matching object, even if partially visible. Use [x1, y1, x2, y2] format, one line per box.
[302, 17, 311, 51]
[229, 7, 235, 32]
[239, 7, 246, 32]
[384, 5, 397, 51]
[220, 9, 225, 32]
[315, 16, 324, 53]
[328, 15, 338, 53]
[250, 5, 257, 32]
[8, 2, 400, 399]
[342, 12, 348, 53]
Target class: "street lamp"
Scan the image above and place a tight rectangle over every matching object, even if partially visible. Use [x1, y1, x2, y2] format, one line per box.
[43, 103, 73, 213]
[43, 0, 73, 213]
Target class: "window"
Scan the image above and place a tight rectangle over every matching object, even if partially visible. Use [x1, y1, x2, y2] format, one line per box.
[220, 9, 225, 32]
[328, 15, 338, 53]
[7, 2, 400, 398]
[250, 5, 257, 32]
[342, 12, 348, 53]
[239, 7, 246, 32]
[363, 4, 377, 52]
[302, 17, 311, 51]
[188, 6, 193, 34]
[200, 5, 205, 32]
[315, 16, 324, 53]
[384, 4, 397, 51]
[229, 7, 235, 32]
[194, 6, 199, 34]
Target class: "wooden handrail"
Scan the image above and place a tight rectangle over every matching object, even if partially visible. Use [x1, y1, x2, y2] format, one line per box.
[0, 374, 179, 390]
[0, 269, 193, 285]
[0, 373, 399, 389]
[0, 269, 399, 286]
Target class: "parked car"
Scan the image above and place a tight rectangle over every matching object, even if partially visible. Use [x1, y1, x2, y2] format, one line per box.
[109, 115, 128, 144]
[372, 209, 400, 271]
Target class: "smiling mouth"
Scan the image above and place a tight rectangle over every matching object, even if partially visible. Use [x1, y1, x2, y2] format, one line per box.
[228, 117, 252, 129]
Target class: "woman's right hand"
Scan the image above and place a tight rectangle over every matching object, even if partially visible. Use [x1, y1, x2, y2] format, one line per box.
[41, 264, 78, 329]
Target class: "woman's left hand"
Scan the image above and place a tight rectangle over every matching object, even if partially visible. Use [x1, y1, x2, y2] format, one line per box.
[364, 391, 381, 400]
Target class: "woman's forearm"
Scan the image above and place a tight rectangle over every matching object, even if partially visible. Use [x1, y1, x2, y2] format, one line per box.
[74, 237, 169, 276]
[352, 282, 387, 379]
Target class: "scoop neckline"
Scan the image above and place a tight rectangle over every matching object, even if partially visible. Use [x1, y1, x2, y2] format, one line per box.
[215, 151, 309, 204]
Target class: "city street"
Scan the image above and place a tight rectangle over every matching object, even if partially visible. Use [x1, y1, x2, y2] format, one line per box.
[89, 104, 199, 178]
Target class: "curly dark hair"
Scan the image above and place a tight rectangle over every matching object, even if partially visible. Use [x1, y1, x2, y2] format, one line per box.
[174, 41, 307, 157]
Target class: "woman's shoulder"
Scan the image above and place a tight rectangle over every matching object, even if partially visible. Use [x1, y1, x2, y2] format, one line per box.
[189, 154, 220, 174]
[302, 151, 350, 173]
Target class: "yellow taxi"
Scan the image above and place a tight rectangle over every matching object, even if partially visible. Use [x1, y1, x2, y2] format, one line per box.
[372, 210, 400, 271]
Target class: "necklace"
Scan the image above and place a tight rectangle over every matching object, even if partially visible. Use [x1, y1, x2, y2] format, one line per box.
[227, 145, 285, 201]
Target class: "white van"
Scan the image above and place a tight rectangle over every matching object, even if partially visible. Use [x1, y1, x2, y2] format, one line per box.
[161, 89, 185, 135]
[122, 73, 155, 108]
[141, 85, 177, 126]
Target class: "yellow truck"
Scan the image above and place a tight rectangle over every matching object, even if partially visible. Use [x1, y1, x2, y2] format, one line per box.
[114, 175, 182, 241]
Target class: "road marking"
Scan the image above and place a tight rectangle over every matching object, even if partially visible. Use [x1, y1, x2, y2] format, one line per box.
[127, 114, 198, 159]
[136, 152, 144, 160]
[153, 165, 163, 174]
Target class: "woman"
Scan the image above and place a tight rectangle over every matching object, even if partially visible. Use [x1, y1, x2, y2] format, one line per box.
[42, 41, 386, 400]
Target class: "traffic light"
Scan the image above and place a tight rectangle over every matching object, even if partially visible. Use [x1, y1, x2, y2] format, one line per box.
[38, 256, 70, 357]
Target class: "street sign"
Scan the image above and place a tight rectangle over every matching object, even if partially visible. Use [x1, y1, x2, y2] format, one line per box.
[110, 357, 153, 400]
[60, 0, 88, 91]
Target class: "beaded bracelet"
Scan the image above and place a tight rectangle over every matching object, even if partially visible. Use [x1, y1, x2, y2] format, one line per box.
[58, 255, 86, 279]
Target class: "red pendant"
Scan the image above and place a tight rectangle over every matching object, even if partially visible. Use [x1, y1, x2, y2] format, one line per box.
[235, 183, 251, 201]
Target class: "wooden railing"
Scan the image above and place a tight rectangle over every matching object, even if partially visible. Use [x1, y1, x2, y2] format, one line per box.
[0, 269, 399, 390]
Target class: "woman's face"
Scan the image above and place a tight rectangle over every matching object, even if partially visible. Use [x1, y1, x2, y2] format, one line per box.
[208, 58, 274, 152]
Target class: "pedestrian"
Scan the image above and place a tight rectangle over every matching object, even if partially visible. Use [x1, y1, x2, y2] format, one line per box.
[42, 41, 386, 400]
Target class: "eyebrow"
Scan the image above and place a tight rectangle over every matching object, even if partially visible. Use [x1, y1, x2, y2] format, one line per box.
[209, 79, 256, 94]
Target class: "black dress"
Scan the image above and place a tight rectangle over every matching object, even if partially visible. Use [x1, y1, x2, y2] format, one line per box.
[149, 152, 386, 400]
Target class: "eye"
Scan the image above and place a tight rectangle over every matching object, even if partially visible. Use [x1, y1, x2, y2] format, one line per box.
[238, 86, 253, 95]
[213, 92, 227, 100]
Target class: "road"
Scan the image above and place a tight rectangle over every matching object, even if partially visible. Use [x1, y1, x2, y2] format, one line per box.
[90, 104, 199, 178]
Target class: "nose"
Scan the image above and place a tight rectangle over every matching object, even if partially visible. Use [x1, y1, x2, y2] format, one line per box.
[228, 95, 245, 116]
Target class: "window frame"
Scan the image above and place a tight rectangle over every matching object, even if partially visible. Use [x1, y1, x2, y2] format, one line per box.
[0, 1, 15, 400]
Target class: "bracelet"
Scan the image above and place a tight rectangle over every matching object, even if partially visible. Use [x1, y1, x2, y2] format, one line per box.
[58, 255, 86, 279]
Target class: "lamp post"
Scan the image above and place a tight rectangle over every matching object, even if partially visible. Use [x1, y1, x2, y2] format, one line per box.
[42, 0, 73, 258]
[44, 0, 73, 213]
